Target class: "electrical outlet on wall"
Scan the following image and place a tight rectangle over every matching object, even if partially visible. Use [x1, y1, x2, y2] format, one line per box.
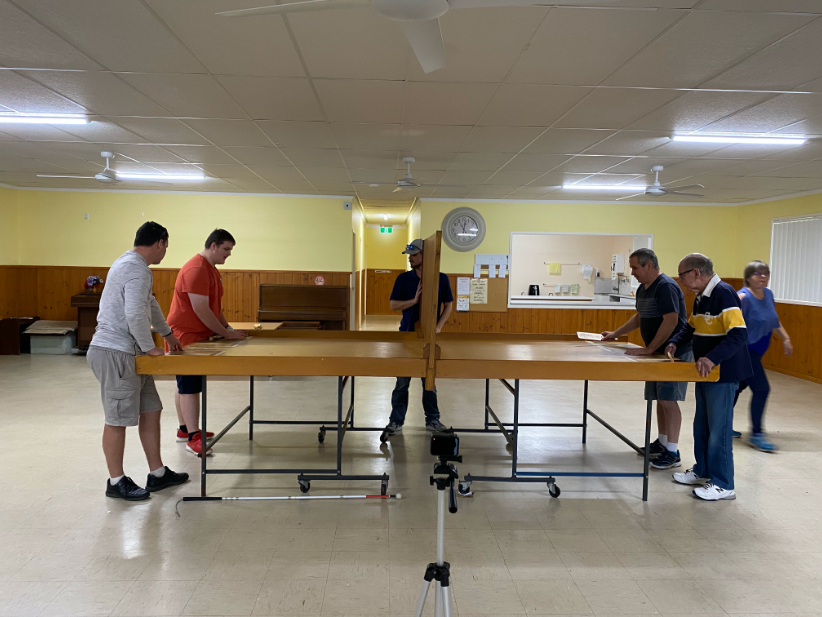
[343, 201, 352, 210]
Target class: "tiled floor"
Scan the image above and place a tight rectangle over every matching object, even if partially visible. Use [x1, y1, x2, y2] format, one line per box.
[2, 325, 822, 616]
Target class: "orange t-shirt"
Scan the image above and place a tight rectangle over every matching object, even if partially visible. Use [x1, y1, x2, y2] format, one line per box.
[167, 254, 224, 347]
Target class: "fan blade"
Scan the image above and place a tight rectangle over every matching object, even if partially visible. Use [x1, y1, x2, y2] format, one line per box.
[666, 191, 704, 198]
[399, 19, 445, 74]
[419, 183, 466, 188]
[351, 181, 398, 186]
[615, 192, 647, 201]
[392, 186, 404, 193]
[665, 184, 704, 192]
[36, 174, 96, 179]
[448, 0, 616, 8]
[217, 0, 369, 17]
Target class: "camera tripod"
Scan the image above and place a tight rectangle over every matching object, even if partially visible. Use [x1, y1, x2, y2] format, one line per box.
[413, 455, 461, 617]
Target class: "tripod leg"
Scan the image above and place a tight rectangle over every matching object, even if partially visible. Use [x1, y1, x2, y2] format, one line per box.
[434, 581, 443, 617]
[441, 583, 454, 617]
[413, 578, 432, 617]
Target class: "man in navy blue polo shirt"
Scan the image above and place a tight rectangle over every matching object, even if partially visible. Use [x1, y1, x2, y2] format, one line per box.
[382, 239, 453, 438]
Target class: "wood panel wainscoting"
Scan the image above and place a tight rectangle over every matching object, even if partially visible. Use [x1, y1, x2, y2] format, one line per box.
[366, 268, 404, 316]
[0, 265, 351, 324]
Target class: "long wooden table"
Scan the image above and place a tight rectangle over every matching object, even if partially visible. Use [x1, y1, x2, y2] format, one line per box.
[136, 232, 717, 502]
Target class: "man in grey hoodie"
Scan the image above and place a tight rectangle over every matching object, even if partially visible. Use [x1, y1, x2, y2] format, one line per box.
[87, 222, 188, 501]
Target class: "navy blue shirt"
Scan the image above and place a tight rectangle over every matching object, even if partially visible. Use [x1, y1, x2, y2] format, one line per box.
[635, 273, 692, 355]
[390, 270, 454, 332]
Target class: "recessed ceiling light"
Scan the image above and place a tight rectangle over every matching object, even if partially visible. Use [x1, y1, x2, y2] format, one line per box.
[562, 184, 647, 191]
[0, 114, 90, 125]
[383, 214, 389, 220]
[117, 172, 206, 181]
[672, 135, 806, 146]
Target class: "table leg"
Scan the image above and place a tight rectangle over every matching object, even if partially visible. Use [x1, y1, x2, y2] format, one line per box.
[642, 399, 652, 501]
[582, 381, 589, 444]
[249, 376, 254, 441]
[511, 379, 520, 478]
[337, 376, 343, 476]
[201, 376, 208, 497]
[484, 379, 490, 430]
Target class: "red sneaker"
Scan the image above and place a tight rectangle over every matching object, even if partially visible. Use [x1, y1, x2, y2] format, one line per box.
[177, 429, 214, 442]
[186, 437, 213, 457]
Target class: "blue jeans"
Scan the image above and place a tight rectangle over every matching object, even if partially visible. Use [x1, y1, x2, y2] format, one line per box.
[389, 377, 440, 425]
[693, 382, 738, 490]
[733, 351, 769, 434]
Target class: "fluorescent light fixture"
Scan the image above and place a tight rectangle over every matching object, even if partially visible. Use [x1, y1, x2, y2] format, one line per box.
[0, 114, 90, 125]
[672, 135, 806, 146]
[117, 172, 206, 181]
[383, 214, 388, 220]
[562, 184, 647, 191]
[457, 233, 477, 237]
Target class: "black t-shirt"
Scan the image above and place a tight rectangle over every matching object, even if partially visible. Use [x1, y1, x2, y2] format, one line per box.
[390, 270, 454, 332]
[635, 273, 692, 355]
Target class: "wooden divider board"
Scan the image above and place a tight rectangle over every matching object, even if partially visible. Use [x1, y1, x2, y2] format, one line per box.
[420, 231, 442, 390]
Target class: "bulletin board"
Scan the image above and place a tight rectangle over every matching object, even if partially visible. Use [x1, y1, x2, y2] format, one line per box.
[470, 277, 508, 313]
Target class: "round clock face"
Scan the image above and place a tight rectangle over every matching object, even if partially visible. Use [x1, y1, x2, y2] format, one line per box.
[443, 207, 486, 252]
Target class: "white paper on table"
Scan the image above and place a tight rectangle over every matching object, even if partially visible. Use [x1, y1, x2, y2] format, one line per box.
[576, 331, 603, 341]
[457, 277, 470, 295]
[473, 264, 482, 278]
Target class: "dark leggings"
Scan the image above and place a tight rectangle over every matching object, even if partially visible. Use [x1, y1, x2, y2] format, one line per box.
[733, 351, 769, 434]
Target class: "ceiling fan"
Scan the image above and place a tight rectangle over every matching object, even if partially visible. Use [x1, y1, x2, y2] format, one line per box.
[37, 152, 171, 185]
[217, 0, 617, 73]
[353, 157, 463, 193]
[616, 166, 704, 201]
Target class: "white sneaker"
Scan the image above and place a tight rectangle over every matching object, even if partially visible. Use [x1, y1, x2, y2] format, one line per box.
[693, 483, 736, 501]
[672, 468, 709, 485]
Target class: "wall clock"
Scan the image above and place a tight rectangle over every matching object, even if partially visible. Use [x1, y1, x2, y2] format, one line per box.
[442, 207, 486, 252]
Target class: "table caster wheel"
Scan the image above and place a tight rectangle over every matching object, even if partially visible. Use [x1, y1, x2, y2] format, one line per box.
[317, 429, 325, 444]
[458, 482, 473, 497]
[380, 482, 387, 496]
[299, 480, 310, 493]
[379, 430, 388, 443]
[548, 483, 560, 498]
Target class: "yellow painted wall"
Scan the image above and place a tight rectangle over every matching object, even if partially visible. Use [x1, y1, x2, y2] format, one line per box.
[13, 189, 354, 270]
[736, 193, 822, 274]
[408, 201, 421, 246]
[365, 226, 407, 269]
[421, 201, 741, 277]
[0, 187, 19, 265]
[352, 201, 366, 273]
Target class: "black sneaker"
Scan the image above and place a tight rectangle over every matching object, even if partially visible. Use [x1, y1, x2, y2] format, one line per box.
[106, 476, 150, 501]
[425, 419, 448, 433]
[650, 449, 681, 470]
[637, 439, 666, 459]
[146, 467, 190, 492]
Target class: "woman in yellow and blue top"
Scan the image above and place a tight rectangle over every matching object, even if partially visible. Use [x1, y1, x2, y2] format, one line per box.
[666, 254, 752, 502]
[733, 261, 792, 452]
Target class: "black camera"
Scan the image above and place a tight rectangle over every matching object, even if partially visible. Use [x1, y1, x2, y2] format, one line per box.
[430, 430, 459, 459]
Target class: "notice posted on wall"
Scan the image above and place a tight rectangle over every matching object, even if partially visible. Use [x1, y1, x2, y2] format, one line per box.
[470, 278, 488, 304]
[456, 277, 471, 312]
[456, 298, 470, 312]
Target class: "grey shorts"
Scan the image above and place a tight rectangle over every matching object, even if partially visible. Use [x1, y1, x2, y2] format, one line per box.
[87, 346, 163, 427]
[645, 350, 694, 402]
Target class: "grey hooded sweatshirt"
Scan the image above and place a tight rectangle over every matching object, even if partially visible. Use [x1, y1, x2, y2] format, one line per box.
[90, 251, 172, 354]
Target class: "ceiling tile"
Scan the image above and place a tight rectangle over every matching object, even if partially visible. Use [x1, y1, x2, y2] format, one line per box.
[448, 152, 512, 171]
[222, 147, 292, 166]
[551, 156, 636, 174]
[146, 0, 304, 77]
[627, 90, 771, 132]
[459, 126, 543, 153]
[314, 80, 404, 124]
[485, 170, 544, 185]
[107, 118, 211, 145]
[634, 139, 729, 158]
[19, 71, 171, 117]
[403, 82, 498, 126]
[703, 19, 822, 91]
[0, 2, 101, 70]
[59, 121, 149, 144]
[605, 157, 685, 175]
[280, 148, 344, 168]
[220, 177, 279, 193]
[400, 125, 472, 153]
[502, 153, 571, 172]
[556, 88, 683, 130]
[506, 186, 555, 199]
[298, 167, 353, 187]
[217, 76, 324, 121]
[0, 155, 65, 173]
[696, 142, 807, 159]
[406, 8, 543, 83]
[507, 7, 683, 86]
[42, 142, 184, 164]
[331, 124, 402, 151]
[604, 11, 811, 88]
[439, 170, 492, 185]
[653, 158, 742, 182]
[14, 0, 205, 73]
[583, 131, 672, 156]
[163, 146, 238, 164]
[245, 164, 308, 186]
[0, 71, 86, 114]
[257, 121, 337, 149]
[469, 185, 520, 198]
[0, 124, 81, 141]
[771, 116, 822, 137]
[477, 85, 588, 127]
[120, 74, 247, 119]
[341, 151, 398, 171]
[288, 9, 408, 80]
[349, 168, 399, 183]
[697, 0, 822, 12]
[184, 120, 272, 148]
[524, 128, 614, 154]
[398, 152, 455, 170]
[197, 164, 259, 179]
[752, 161, 822, 178]
[700, 93, 822, 133]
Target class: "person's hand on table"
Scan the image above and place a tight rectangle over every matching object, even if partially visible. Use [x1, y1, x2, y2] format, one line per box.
[696, 357, 715, 377]
[601, 331, 617, 341]
[163, 332, 182, 351]
[146, 347, 165, 356]
[783, 339, 793, 356]
[224, 329, 247, 340]
[436, 324, 443, 334]
[664, 343, 677, 359]
[625, 347, 655, 356]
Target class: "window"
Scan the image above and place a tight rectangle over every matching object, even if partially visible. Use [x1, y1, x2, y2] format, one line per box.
[770, 214, 822, 305]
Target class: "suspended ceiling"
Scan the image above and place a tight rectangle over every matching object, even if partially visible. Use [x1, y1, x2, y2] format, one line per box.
[2, 0, 822, 204]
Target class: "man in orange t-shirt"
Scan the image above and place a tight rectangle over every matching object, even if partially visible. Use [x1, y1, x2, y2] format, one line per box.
[167, 229, 246, 456]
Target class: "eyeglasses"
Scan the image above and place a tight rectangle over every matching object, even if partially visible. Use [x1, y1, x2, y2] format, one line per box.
[751, 271, 769, 277]
[677, 268, 694, 278]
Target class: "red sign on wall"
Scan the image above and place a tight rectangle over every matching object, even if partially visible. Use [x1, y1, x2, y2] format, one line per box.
[314, 276, 325, 286]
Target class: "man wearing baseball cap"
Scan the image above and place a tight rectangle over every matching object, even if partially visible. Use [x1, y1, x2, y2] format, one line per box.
[382, 239, 453, 438]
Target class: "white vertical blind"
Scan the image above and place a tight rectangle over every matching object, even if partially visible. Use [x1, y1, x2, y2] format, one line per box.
[770, 214, 822, 305]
